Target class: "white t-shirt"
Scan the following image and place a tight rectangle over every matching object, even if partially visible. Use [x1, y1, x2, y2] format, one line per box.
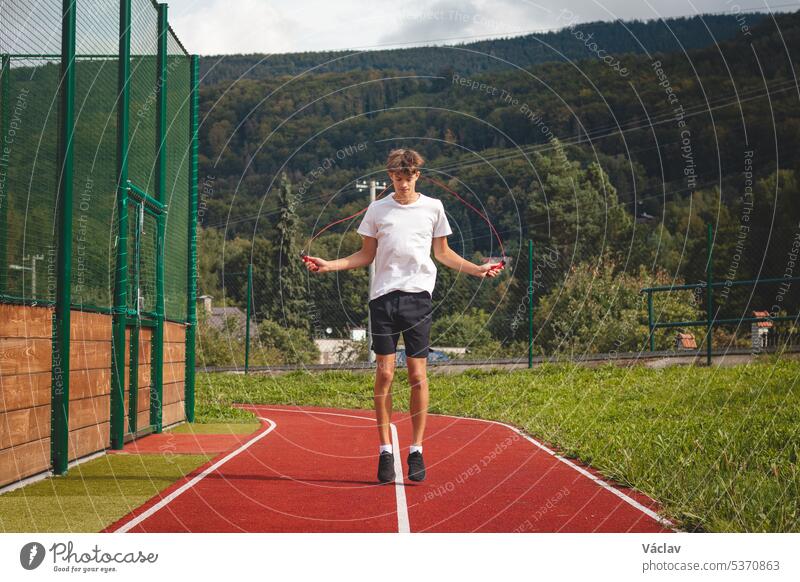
[357, 192, 453, 301]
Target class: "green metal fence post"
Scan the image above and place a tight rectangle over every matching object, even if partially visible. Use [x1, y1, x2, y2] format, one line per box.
[245, 262, 252, 374]
[528, 239, 533, 369]
[52, 0, 77, 475]
[151, 2, 168, 433]
[0, 54, 9, 294]
[185, 54, 199, 422]
[706, 222, 714, 366]
[648, 291, 655, 352]
[152, 211, 165, 432]
[111, 0, 132, 450]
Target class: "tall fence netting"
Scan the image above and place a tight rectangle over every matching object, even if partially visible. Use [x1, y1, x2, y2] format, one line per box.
[0, 0, 62, 304]
[0, 0, 192, 326]
[163, 29, 189, 322]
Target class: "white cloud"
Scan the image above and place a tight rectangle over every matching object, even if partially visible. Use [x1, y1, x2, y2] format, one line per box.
[164, 0, 799, 55]
[168, 0, 300, 55]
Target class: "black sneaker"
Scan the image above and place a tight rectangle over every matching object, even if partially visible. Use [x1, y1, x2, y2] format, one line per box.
[407, 451, 426, 482]
[377, 451, 395, 483]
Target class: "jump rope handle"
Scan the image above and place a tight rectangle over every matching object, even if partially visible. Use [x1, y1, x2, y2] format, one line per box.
[300, 251, 315, 267]
[301, 177, 508, 272]
[488, 258, 506, 273]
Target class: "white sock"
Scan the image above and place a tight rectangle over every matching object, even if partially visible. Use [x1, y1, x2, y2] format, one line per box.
[379, 444, 392, 454]
[410, 445, 423, 454]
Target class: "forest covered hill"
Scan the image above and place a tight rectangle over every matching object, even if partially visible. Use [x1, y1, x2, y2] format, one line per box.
[194, 10, 800, 354]
[198, 14, 767, 84]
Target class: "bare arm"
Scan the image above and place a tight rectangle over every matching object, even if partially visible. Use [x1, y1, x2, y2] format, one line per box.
[302, 236, 377, 273]
[432, 237, 504, 278]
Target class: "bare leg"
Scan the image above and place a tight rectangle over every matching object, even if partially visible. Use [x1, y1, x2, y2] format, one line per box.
[406, 356, 429, 446]
[374, 353, 396, 446]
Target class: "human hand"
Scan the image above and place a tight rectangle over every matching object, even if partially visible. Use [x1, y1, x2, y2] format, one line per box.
[301, 255, 333, 273]
[475, 261, 505, 278]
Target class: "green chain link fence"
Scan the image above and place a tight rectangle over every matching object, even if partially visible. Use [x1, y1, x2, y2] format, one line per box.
[0, 0, 198, 474]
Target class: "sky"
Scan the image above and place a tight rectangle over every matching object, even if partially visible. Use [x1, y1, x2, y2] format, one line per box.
[163, 0, 800, 55]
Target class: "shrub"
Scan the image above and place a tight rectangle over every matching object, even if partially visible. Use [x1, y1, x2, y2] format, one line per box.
[332, 338, 370, 363]
[196, 314, 245, 367]
[257, 319, 320, 364]
[535, 259, 701, 354]
[431, 307, 496, 348]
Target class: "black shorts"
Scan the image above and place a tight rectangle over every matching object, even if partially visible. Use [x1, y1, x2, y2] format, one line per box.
[368, 290, 433, 357]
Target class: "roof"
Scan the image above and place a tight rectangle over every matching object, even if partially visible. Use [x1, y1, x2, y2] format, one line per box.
[206, 306, 257, 338]
[752, 311, 774, 328]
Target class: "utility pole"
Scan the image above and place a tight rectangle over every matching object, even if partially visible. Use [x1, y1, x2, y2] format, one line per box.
[10, 253, 45, 297]
[356, 178, 387, 364]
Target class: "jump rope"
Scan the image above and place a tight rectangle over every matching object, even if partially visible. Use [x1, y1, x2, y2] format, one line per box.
[300, 174, 507, 273]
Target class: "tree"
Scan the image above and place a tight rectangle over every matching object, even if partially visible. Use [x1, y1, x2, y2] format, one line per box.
[431, 308, 496, 347]
[534, 258, 701, 354]
[257, 320, 320, 364]
[266, 172, 310, 331]
[525, 147, 633, 262]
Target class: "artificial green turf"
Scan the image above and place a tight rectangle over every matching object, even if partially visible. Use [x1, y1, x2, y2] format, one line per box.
[197, 358, 800, 532]
[166, 421, 261, 435]
[0, 453, 212, 533]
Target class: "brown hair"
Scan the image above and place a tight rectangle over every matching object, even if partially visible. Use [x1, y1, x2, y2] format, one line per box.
[386, 148, 424, 177]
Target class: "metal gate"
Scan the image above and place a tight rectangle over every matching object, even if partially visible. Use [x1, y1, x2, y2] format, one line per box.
[123, 188, 163, 439]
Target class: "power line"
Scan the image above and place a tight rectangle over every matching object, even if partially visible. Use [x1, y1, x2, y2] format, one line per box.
[206, 76, 796, 230]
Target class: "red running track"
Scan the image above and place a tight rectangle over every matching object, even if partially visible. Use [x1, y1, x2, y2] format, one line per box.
[103, 405, 675, 533]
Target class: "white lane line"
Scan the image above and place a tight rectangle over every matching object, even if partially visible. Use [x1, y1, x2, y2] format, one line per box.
[390, 423, 410, 533]
[114, 418, 278, 533]
[255, 405, 411, 532]
[253, 406, 670, 529]
[433, 413, 675, 529]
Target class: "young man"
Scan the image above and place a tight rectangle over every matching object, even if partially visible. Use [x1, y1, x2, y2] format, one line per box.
[302, 149, 504, 483]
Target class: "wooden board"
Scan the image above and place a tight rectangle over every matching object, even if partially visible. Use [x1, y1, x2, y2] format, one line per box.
[0, 371, 51, 414]
[164, 322, 186, 343]
[0, 437, 50, 488]
[70, 368, 111, 400]
[0, 405, 50, 449]
[68, 422, 110, 461]
[124, 385, 131, 433]
[137, 387, 150, 413]
[136, 410, 151, 432]
[162, 381, 185, 406]
[162, 401, 185, 427]
[69, 340, 111, 371]
[163, 361, 185, 384]
[70, 311, 112, 341]
[163, 342, 186, 363]
[138, 364, 151, 387]
[138, 339, 152, 365]
[0, 338, 51, 375]
[0, 304, 52, 338]
[68, 395, 111, 432]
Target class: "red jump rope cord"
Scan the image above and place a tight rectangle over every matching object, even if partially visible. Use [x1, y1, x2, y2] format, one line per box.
[301, 176, 506, 270]
[300, 182, 392, 258]
[419, 175, 506, 265]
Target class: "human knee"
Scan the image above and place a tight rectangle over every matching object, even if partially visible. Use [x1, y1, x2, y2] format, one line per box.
[375, 364, 395, 385]
[408, 372, 427, 390]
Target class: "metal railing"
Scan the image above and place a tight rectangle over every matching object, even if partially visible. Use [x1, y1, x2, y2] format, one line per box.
[642, 224, 800, 365]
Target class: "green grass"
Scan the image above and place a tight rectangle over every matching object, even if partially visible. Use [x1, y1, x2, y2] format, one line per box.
[197, 358, 800, 532]
[0, 454, 212, 533]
